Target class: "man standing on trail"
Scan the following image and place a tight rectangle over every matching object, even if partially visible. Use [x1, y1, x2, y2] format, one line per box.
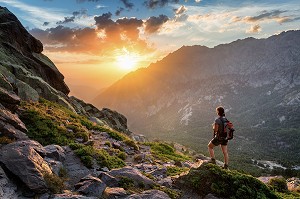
[208, 106, 229, 169]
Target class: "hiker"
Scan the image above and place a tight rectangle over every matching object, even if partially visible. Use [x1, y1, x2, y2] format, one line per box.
[208, 106, 230, 169]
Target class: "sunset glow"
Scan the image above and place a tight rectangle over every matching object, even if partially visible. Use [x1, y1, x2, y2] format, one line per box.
[116, 51, 139, 71]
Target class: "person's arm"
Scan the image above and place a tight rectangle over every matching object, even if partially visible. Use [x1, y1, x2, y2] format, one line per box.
[213, 123, 219, 132]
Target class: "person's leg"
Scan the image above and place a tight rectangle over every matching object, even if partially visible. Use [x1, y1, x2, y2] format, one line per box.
[208, 141, 216, 163]
[221, 144, 229, 166]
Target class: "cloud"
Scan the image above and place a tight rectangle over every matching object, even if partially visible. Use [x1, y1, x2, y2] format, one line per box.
[30, 13, 151, 54]
[246, 24, 261, 33]
[195, 0, 201, 2]
[120, 0, 134, 9]
[56, 16, 75, 24]
[115, 8, 125, 16]
[144, 0, 179, 9]
[43, 22, 50, 26]
[174, 5, 187, 15]
[244, 10, 286, 22]
[145, 15, 169, 33]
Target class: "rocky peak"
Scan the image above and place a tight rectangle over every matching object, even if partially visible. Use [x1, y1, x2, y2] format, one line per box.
[0, 6, 43, 54]
[0, 6, 69, 95]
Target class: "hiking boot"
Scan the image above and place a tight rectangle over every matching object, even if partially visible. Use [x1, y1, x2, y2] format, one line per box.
[222, 164, 229, 170]
[208, 158, 216, 164]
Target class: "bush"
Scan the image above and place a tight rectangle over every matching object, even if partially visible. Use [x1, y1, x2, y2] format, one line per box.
[167, 166, 189, 176]
[118, 176, 135, 189]
[117, 151, 127, 160]
[268, 177, 288, 193]
[178, 163, 277, 199]
[43, 172, 65, 194]
[0, 136, 14, 144]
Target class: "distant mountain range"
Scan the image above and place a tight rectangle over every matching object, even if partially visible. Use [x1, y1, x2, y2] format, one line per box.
[93, 30, 300, 167]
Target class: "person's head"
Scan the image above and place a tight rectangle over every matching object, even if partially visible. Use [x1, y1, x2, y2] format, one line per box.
[216, 106, 225, 116]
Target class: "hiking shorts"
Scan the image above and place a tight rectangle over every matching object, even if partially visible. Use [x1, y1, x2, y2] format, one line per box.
[210, 137, 228, 146]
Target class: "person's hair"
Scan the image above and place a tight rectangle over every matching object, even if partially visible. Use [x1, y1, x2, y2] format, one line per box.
[216, 106, 225, 116]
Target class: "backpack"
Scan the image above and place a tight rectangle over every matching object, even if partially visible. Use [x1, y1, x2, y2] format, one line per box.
[219, 117, 235, 140]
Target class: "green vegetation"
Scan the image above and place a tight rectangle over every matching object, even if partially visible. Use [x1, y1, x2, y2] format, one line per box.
[118, 176, 135, 189]
[152, 184, 181, 199]
[19, 99, 133, 169]
[268, 177, 288, 193]
[145, 142, 190, 162]
[43, 172, 65, 194]
[179, 163, 278, 199]
[166, 166, 189, 176]
[69, 143, 125, 169]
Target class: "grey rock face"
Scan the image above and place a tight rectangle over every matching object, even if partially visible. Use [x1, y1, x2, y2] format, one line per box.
[0, 140, 52, 193]
[69, 96, 131, 134]
[99, 172, 119, 187]
[0, 166, 18, 199]
[108, 166, 155, 189]
[44, 145, 66, 162]
[0, 87, 20, 112]
[103, 187, 128, 199]
[0, 103, 28, 140]
[75, 175, 106, 197]
[126, 190, 171, 199]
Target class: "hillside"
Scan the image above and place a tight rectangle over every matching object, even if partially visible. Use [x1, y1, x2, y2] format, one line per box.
[0, 6, 299, 199]
[93, 30, 300, 173]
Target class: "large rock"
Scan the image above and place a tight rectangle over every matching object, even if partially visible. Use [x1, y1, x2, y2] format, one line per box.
[0, 166, 18, 199]
[126, 190, 171, 199]
[69, 96, 131, 134]
[0, 103, 28, 140]
[15, 80, 39, 102]
[0, 87, 20, 112]
[44, 145, 66, 162]
[0, 73, 13, 91]
[0, 140, 52, 193]
[108, 166, 155, 189]
[75, 175, 106, 197]
[53, 194, 97, 199]
[103, 187, 128, 199]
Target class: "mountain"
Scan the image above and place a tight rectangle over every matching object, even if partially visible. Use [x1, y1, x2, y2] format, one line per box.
[93, 30, 300, 169]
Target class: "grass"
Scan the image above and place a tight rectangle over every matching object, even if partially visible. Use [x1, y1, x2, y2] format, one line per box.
[145, 142, 190, 162]
[69, 143, 125, 169]
[178, 163, 278, 199]
[43, 172, 65, 194]
[166, 166, 189, 176]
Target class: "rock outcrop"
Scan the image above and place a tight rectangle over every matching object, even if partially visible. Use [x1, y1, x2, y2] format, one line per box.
[0, 140, 52, 193]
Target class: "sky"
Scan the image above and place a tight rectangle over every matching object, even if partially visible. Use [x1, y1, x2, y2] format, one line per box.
[0, 0, 299, 101]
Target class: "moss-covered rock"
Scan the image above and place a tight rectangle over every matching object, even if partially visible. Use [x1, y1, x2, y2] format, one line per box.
[176, 163, 278, 199]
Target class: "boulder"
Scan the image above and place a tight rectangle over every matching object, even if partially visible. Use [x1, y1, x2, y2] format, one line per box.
[0, 140, 52, 193]
[75, 175, 106, 197]
[126, 190, 171, 199]
[0, 103, 28, 140]
[0, 87, 20, 112]
[15, 80, 39, 101]
[103, 187, 128, 199]
[150, 168, 167, 179]
[0, 166, 18, 199]
[44, 145, 66, 162]
[108, 166, 155, 189]
[99, 172, 119, 187]
[44, 157, 63, 176]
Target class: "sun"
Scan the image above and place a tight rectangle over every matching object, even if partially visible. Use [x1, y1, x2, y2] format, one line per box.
[115, 49, 139, 71]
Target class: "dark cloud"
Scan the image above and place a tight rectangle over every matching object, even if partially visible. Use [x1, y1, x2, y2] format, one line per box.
[30, 14, 151, 54]
[115, 8, 124, 16]
[73, 9, 88, 17]
[144, 0, 179, 9]
[277, 16, 300, 23]
[120, 0, 134, 9]
[56, 16, 75, 24]
[245, 10, 286, 22]
[145, 14, 169, 33]
[247, 24, 261, 33]
[43, 22, 50, 26]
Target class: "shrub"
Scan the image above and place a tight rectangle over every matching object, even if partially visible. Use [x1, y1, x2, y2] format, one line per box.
[118, 176, 135, 189]
[117, 151, 127, 160]
[178, 163, 277, 199]
[124, 139, 139, 150]
[104, 141, 112, 147]
[167, 166, 189, 176]
[43, 172, 65, 194]
[153, 184, 181, 199]
[268, 177, 288, 193]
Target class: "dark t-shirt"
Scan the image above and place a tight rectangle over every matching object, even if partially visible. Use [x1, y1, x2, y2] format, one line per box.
[215, 117, 225, 137]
